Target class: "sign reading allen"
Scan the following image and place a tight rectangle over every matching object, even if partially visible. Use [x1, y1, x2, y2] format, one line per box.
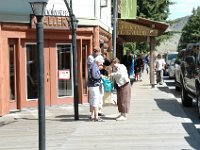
[31, 15, 70, 30]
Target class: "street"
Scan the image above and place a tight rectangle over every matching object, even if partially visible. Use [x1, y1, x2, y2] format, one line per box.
[163, 76, 200, 134]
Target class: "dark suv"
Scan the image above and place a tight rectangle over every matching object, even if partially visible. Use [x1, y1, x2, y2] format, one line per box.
[174, 49, 186, 91]
[180, 43, 200, 118]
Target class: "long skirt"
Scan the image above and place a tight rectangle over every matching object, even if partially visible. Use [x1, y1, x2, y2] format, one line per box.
[117, 82, 131, 113]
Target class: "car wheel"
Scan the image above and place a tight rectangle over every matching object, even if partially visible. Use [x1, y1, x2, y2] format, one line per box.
[181, 85, 193, 107]
[175, 85, 181, 91]
[175, 78, 181, 91]
[196, 88, 200, 118]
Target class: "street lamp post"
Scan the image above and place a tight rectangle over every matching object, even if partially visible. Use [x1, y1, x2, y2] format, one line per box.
[29, 2, 47, 150]
[113, 0, 118, 58]
[63, 0, 79, 120]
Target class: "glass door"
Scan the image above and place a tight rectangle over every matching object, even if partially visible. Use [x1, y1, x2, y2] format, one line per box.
[9, 44, 17, 109]
[57, 44, 73, 97]
[26, 44, 39, 99]
[24, 42, 51, 106]
[9, 39, 19, 110]
[49, 41, 73, 105]
[82, 44, 87, 95]
[24, 41, 73, 106]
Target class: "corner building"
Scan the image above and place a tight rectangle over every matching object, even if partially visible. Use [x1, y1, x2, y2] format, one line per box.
[0, 0, 112, 116]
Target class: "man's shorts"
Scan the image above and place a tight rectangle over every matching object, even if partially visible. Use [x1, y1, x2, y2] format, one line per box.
[88, 86, 100, 107]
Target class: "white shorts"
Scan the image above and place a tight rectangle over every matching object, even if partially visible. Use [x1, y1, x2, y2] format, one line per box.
[88, 86, 100, 107]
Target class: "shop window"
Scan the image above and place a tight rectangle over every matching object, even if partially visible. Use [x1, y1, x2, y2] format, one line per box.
[57, 44, 72, 97]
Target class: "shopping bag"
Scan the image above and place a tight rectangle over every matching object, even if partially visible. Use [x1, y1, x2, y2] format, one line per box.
[102, 76, 113, 93]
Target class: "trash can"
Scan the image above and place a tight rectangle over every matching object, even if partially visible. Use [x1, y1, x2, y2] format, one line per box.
[151, 71, 157, 88]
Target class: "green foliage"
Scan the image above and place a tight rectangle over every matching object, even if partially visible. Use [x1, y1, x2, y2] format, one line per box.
[136, 42, 149, 54]
[137, 0, 172, 22]
[116, 0, 175, 53]
[136, 0, 174, 51]
[179, 7, 200, 50]
[123, 42, 136, 54]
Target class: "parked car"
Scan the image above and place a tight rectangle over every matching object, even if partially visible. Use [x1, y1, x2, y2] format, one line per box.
[168, 58, 176, 79]
[163, 51, 178, 75]
[180, 43, 200, 118]
[174, 49, 186, 91]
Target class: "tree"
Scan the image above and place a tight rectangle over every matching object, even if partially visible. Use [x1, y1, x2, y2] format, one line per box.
[136, 0, 175, 50]
[179, 7, 200, 50]
[113, 0, 174, 53]
[137, 0, 173, 22]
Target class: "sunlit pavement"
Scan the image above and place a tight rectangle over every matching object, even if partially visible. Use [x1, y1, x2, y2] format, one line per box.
[0, 73, 200, 149]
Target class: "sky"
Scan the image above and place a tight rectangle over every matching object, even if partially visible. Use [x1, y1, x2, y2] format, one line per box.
[169, 0, 200, 20]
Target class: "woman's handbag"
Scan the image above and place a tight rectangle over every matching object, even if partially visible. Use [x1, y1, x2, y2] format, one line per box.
[102, 76, 113, 93]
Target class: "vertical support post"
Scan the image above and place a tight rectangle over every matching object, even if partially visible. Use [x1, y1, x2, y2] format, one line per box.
[63, 0, 79, 120]
[113, 0, 118, 58]
[36, 16, 46, 150]
[70, 0, 72, 8]
[150, 37, 155, 88]
[71, 15, 79, 120]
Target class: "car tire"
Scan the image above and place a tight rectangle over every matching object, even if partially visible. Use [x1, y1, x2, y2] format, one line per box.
[181, 85, 193, 107]
[196, 87, 200, 118]
[175, 85, 181, 91]
[175, 79, 181, 91]
[197, 96, 200, 119]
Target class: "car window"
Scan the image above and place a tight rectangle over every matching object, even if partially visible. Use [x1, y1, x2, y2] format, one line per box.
[197, 46, 200, 64]
[168, 54, 177, 60]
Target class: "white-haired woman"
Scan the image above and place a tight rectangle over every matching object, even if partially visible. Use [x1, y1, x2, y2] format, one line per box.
[87, 55, 104, 122]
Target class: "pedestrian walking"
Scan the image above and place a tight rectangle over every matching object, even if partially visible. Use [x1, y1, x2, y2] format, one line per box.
[134, 54, 144, 81]
[109, 57, 131, 121]
[155, 53, 166, 85]
[145, 54, 150, 75]
[121, 49, 133, 77]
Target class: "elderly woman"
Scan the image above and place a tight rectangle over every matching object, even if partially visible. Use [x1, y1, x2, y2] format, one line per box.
[88, 54, 104, 122]
[109, 58, 131, 121]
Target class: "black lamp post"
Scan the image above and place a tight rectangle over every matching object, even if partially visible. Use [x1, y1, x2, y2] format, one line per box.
[63, 0, 79, 120]
[113, 0, 118, 58]
[29, 1, 47, 150]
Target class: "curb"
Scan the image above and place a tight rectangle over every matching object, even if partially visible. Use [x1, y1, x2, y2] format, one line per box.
[0, 116, 17, 127]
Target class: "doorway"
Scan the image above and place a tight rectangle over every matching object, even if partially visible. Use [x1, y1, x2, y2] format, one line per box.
[23, 41, 73, 106]
[9, 39, 19, 110]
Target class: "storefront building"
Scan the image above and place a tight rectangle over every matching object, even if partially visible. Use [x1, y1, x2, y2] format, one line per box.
[0, 0, 112, 116]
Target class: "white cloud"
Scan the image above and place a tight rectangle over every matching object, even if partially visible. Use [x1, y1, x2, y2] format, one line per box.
[169, 0, 200, 20]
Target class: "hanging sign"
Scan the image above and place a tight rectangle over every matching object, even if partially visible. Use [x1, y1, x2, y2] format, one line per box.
[118, 20, 158, 36]
[58, 70, 70, 80]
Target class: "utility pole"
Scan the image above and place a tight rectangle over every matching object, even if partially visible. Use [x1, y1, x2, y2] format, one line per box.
[63, 0, 79, 120]
[113, 0, 118, 58]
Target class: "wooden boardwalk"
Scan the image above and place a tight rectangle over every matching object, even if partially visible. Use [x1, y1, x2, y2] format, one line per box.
[0, 75, 200, 150]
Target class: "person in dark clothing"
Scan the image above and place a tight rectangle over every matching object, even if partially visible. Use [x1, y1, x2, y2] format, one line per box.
[100, 52, 111, 76]
[121, 50, 133, 76]
[134, 55, 144, 81]
[145, 54, 150, 75]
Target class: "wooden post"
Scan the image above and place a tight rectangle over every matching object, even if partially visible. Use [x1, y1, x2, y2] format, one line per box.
[150, 37, 156, 88]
